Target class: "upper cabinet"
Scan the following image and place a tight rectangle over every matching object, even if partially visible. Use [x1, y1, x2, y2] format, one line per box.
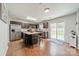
[0, 3, 8, 23]
[39, 22, 48, 31]
[43, 22, 48, 28]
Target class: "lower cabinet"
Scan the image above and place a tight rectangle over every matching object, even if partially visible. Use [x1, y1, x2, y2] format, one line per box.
[23, 34, 38, 46]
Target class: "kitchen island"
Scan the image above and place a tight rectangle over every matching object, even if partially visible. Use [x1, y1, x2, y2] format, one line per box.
[21, 31, 41, 47]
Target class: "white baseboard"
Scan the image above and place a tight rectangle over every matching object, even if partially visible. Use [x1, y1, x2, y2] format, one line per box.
[0, 44, 8, 56]
[4, 45, 8, 56]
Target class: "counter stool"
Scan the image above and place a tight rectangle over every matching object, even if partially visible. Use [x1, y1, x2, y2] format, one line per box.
[38, 32, 44, 45]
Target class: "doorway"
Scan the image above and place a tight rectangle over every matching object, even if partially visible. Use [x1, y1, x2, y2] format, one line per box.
[50, 22, 65, 41]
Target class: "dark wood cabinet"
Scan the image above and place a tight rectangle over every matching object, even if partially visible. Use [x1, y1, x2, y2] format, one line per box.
[22, 32, 38, 47]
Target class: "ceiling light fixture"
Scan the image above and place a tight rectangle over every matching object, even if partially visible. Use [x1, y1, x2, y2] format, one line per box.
[44, 8, 50, 13]
[26, 16, 37, 21]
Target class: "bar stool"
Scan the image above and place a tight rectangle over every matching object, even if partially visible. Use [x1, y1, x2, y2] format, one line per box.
[38, 32, 44, 45]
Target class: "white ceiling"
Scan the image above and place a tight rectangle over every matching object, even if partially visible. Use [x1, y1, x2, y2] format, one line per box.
[5, 3, 79, 23]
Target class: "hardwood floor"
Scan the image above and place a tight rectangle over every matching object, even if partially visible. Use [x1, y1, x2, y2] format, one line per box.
[6, 39, 79, 56]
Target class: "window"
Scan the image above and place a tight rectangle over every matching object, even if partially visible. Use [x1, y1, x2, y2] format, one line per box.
[50, 22, 65, 41]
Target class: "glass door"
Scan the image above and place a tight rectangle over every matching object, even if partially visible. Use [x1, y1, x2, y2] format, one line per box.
[50, 23, 56, 39]
[57, 22, 65, 41]
[50, 22, 65, 41]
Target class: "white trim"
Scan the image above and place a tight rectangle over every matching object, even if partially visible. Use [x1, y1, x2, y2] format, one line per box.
[4, 45, 8, 56]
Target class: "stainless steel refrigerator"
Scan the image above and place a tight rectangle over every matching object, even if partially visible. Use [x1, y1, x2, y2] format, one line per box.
[10, 24, 21, 41]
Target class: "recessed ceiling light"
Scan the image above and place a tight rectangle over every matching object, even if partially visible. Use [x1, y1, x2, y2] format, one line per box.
[44, 8, 50, 13]
[26, 16, 37, 21]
